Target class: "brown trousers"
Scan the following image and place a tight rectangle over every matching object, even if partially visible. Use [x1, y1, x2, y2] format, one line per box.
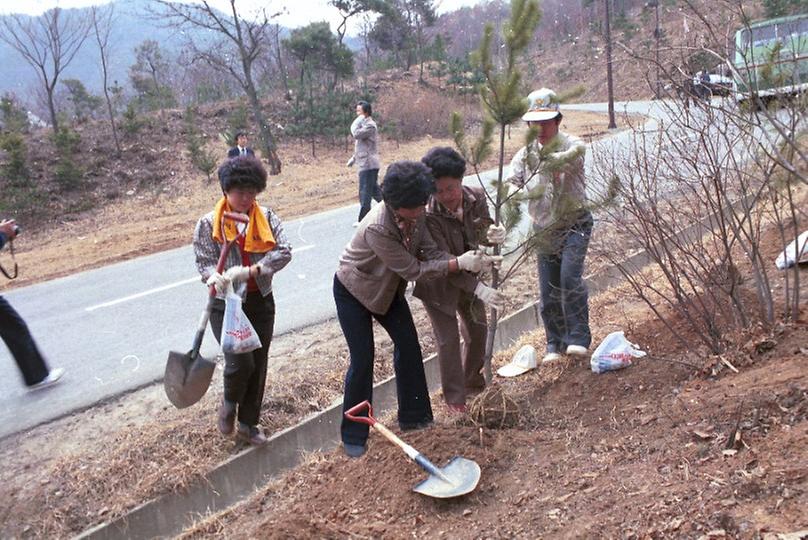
[423, 291, 487, 405]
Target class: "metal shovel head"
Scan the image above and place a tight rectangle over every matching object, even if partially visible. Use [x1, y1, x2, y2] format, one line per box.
[413, 456, 481, 499]
[164, 350, 216, 409]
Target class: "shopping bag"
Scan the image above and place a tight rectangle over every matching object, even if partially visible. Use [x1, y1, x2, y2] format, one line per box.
[221, 289, 262, 354]
[590, 331, 646, 374]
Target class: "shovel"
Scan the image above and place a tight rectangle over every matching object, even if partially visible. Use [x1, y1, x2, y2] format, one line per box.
[164, 211, 249, 408]
[345, 400, 481, 499]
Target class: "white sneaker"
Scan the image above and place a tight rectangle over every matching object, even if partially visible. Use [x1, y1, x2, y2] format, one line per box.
[541, 352, 562, 364]
[28, 367, 65, 390]
[566, 345, 589, 357]
[352, 221, 360, 228]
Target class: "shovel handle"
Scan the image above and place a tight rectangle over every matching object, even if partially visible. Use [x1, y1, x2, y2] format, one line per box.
[344, 401, 420, 460]
[344, 400, 377, 426]
[208, 212, 250, 297]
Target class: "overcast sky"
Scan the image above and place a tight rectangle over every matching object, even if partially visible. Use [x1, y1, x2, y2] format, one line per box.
[0, 0, 483, 34]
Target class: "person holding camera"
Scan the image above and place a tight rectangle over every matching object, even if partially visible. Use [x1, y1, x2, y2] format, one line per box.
[0, 219, 65, 389]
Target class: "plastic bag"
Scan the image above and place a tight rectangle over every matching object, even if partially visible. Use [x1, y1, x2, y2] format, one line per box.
[221, 289, 262, 354]
[775, 230, 808, 270]
[590, 331, 646, 374]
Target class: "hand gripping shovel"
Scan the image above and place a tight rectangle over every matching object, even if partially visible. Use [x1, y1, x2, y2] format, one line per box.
[164, 211, 249, 408]
[345, 400, 481, 499]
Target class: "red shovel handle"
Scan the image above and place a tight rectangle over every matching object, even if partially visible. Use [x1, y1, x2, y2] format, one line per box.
[344, 400, 377, 426]
[207, 212, 250, 297]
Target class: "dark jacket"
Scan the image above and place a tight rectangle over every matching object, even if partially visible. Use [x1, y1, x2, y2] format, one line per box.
[413, 186, 493, 315]
[228, 146, 255, 158]
[336, 203, 450, 314]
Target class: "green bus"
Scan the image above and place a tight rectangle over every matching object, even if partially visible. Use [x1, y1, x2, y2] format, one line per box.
[733, 13, 808, 104]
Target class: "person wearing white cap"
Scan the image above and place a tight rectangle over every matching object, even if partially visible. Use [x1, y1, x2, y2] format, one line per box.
[507, 88, 592, 364]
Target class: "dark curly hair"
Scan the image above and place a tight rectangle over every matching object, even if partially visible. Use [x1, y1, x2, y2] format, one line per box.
[218, 155, 267, 193]
[382, 160, 435, 210]
[421, 146, 466, 180]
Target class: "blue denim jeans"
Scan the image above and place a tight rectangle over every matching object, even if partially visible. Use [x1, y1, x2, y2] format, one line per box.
[537, 211, 593, 351]
[358, 168, 381, 222]
[333, 275, 433, 446]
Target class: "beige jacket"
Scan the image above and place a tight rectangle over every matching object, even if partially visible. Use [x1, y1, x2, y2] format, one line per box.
[413, 186, 493, 316]
[350, 115, 381, 171]
[336, 203, 450, 314]
[507, 131, 587, 232]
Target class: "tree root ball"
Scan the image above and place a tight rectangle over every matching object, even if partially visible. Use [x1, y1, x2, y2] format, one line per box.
[468, 386, 520, 428]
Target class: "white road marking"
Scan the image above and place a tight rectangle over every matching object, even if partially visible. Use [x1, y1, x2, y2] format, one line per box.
[85, 277, 199, 312]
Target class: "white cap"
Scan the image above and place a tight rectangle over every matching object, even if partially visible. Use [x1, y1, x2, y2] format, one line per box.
[497, 345, 538, 377]
[522, 88, 561, 122]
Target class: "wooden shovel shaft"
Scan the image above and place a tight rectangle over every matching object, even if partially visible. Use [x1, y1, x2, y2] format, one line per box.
[371, 423, 454, 485]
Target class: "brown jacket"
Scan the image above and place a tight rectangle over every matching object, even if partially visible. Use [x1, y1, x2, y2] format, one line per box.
[336, 203, 450, 314]
[413, 186, 494, 316]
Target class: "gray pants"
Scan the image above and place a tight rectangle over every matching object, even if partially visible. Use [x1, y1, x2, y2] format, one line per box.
[537, 211, 593, 351]
[423, 291, 487, 406]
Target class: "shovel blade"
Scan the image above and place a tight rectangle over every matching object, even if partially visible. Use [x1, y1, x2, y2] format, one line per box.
[164, 350, 216, 409]
[413, 457, 481, 499]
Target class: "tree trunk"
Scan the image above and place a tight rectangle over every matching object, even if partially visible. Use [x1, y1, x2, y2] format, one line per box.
[46, 82, 59, 132]
[483, 123, 508, 383]
[604, 0, 617, 129]
[245, 83, 281, 175]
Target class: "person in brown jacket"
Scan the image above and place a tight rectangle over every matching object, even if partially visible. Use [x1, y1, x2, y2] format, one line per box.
[334, 160, 494, 458]
[414, 147, 506, 413]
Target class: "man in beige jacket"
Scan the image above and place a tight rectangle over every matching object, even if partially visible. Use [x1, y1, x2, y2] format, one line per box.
[348, 100, 381, 225]
[414, 147, 506, 412]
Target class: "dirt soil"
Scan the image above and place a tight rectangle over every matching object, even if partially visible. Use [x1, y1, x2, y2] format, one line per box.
[179, 224, 808, 539]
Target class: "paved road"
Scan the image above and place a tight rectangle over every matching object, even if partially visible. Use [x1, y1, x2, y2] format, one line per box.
[0, 99, 679, 439]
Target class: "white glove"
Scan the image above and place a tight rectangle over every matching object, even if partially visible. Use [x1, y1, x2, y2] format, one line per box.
[456, 250, 483, 273]
[486, 224, 507, 245]
[474, 282, 505, 311]
[206, 272, 229, 294]
[480, 254, 504, 272]
[346, 156, 355, 167]
[223, 265, 252, 284]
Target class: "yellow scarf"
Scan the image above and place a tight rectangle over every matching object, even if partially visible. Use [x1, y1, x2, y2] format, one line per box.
[212, 197, 276, 253]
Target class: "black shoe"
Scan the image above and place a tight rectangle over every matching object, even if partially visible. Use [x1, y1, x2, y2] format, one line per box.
[344, 443, 367, 458]
[217, 401, 236, 436]
[399, 419, 433, 431]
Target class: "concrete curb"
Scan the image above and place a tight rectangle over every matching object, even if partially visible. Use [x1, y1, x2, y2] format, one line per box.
[76, 253, 639, 540]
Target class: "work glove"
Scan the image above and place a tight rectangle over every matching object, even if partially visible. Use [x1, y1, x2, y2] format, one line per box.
[206, 272, 229, 295]
[346, 156, 355, 167]
[474, 282, 505, 311]
[486, 224, 507, 245]
[480, 254, 504, 273]
[223, 265, 252, 284]
[456, 250, 483, 273]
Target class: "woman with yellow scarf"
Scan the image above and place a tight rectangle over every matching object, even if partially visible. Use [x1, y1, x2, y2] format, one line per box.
[193, 156, 292, 445]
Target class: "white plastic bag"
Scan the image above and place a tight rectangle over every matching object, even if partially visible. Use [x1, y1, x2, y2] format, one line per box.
[775, 230, 808, 270]
[221, 289, 262, 354]
[590, 331, 646, 374]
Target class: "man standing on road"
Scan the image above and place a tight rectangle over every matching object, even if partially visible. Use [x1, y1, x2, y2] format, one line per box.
[347, 100, 381, 226]
[0, 219, 65, 390]
[507, 88, 592, 365]
[414, 147, 506, 413]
